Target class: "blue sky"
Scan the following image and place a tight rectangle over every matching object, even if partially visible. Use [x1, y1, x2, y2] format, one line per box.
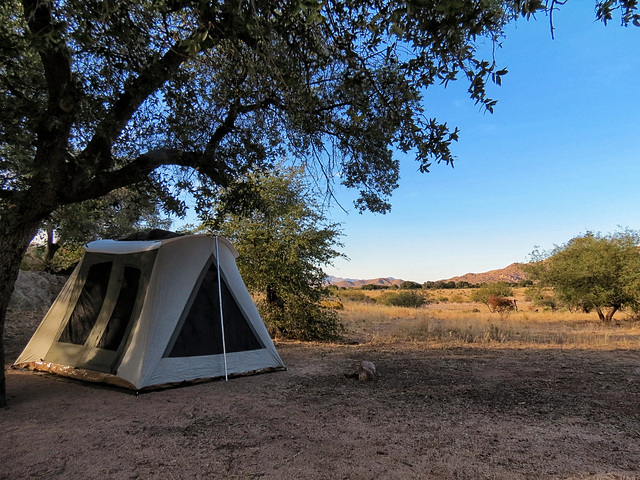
[324, 3, 640, 283]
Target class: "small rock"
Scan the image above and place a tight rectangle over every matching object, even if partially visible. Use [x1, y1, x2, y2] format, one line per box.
[345, 360, 377, 381]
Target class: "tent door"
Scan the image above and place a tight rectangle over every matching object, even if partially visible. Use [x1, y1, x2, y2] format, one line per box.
[44, 252, 154, 373]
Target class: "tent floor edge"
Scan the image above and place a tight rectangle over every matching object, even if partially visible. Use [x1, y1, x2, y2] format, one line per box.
[136, 365, 288, 393]
[12, 362, 138, 391]
[12, 362, 287, 393]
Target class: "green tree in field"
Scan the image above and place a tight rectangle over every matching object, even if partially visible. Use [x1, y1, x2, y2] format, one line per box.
[0, 0, 636, 406]
[526, 231, 640, 323]
[471, 282, 514, 312]
[399, 280, 422, 290]
[206, 167, 344, 340]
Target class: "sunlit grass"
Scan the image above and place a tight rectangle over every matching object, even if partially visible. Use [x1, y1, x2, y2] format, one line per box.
[335, 290, 640, 349]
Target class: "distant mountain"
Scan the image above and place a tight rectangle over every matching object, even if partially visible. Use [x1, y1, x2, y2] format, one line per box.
[326, 262, 528, 288]
[325, 275, 358, 285]
[328, 276, 404, 289]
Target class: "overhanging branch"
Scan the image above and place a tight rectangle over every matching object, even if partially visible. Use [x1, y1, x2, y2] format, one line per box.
[60, 149, 229, 206]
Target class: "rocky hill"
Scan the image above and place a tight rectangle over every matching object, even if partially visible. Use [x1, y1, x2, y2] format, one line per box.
[327, 262, 528, 288]
[327, 276, 404, 289]
[445, 263, 527, 285]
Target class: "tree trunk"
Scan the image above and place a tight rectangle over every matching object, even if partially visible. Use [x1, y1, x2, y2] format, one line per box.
[605, 306, 619, 323]
[595, 306, 619, 323]
[45, 225, 60, 263]
[266, 284, 284, 310]
[0, 221, 40, 408]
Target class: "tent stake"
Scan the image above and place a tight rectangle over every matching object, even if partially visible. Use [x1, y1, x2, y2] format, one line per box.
[216, 236, 229, 381]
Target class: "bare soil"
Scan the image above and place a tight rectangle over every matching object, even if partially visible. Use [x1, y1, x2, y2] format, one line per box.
[2, 309, 640, 479]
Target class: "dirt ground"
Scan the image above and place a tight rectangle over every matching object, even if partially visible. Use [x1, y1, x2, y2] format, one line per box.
[2, 309, 640, 479]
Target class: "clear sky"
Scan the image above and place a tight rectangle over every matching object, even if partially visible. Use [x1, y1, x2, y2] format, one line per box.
[324, 3, 640, 283]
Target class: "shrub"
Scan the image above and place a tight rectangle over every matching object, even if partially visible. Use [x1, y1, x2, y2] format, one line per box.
[339, 290, 376, 304]
[380, 290, 427, 308]
[471, 282, 514, 312]
[536, 296, 558, 311]
[625, 308, 640, 322]
[487, 295, 517, 319]
[524, 286, 544, 303]
[259, 296, 344, 341]
[361, 284, 388, 290]
[320, 300, 344, 310]
[449, 294, 466, 303]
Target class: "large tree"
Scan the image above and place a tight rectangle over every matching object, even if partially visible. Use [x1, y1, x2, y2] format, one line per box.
[0, 1, 637, 406]
[526, 231, 640, 323]
[206, 167, 344, 340]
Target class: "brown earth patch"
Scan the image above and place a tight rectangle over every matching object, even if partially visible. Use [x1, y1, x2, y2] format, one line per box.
[2, 309, 640, 479]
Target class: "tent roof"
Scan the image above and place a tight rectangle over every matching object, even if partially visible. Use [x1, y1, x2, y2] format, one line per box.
[84, 235, 239, 258]
[85, 239, 163, 254]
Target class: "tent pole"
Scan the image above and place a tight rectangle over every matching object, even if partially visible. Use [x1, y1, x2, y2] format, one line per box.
[216, 236, 229, 381]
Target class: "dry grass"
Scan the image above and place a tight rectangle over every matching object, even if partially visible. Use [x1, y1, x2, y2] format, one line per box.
[334, 288, 640, 349]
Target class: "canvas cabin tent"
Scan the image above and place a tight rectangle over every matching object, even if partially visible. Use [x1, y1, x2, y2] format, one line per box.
[14, 235, 285, 390]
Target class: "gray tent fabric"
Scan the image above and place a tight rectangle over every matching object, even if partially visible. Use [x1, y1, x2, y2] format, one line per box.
[14, 235, 285, 389]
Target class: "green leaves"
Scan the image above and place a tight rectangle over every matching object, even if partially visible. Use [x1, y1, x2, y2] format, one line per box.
[208, 166, 344, 340]
[596, 0, 640, 26]
[526, 230, 640, 322]
[513, 0, 546, 19]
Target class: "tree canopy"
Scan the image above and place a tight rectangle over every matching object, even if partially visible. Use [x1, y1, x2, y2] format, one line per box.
[0, 0, 637, 406]
[526, 230, 640, 322]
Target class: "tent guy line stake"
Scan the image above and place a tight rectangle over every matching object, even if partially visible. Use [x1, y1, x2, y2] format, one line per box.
[216, 236, 229, 381]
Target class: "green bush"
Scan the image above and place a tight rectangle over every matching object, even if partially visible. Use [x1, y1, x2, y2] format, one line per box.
[339, 290, 376, 303]
[258, 295, 344, 341]
[536, 296, 558, 311]
[471, 282, 514, 312]
[380, 290, 427, 308]
[361, 284, 388, 290]
[524, 286, 544, 303]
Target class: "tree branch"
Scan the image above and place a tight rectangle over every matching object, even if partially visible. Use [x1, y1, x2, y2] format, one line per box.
[63, 149, 229, 206]
[79, 43, 190, 171]
[79, 8, 235, 172]
[204, 97, 282, 155]
[548, 0, 567, 39]
[22, 0, 77, 163]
